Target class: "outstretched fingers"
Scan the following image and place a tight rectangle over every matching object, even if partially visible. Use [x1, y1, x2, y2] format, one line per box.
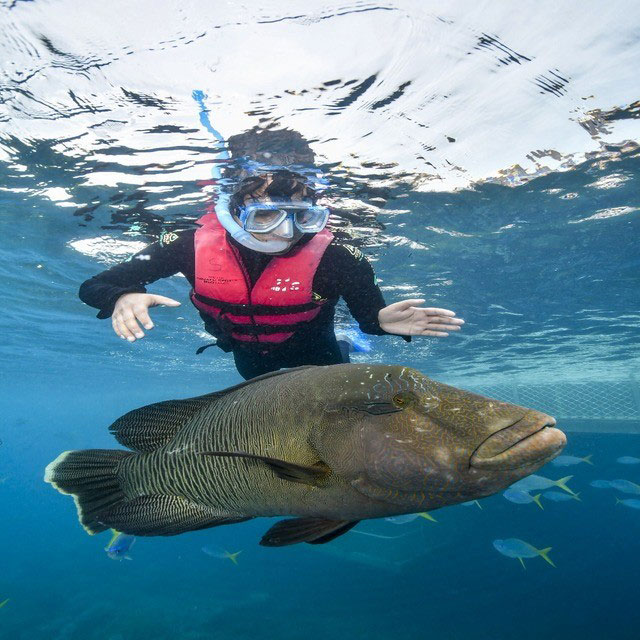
[413, 308, 464, 326]
[410, 306, 460, 318]
[134, 305, 154, 330]
[426, 324, 461, 333]
[401, 298, 427, 307]
[113, 309, 144, 342]
[150, 294, 181, 308]
[111, 293, 180, 342]
[419, 329, 451, 337]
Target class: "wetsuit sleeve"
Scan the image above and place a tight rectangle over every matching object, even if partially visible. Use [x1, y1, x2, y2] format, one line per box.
[330, 244, 410, 341]
[78, 230, 194, 319]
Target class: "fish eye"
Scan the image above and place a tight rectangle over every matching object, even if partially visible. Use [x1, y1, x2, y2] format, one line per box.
[392, 392, 418, 408]
[392, 393, 407, 407]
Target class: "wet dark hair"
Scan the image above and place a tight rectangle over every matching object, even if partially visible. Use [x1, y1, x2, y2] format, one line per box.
[227, 127, 316, 167]
[230, 170, 316, 214]
[225, 127, 317, 214]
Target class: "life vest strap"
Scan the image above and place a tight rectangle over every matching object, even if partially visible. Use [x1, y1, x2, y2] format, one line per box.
[192, 292, 321, 316]
[225, 323, 301, 336]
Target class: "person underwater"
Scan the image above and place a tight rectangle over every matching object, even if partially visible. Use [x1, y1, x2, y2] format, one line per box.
[79, 170, 464, 380]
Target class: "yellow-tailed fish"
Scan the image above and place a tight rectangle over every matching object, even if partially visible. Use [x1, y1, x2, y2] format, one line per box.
[202, 546, 242, 564]
[493, 539, 555, 569]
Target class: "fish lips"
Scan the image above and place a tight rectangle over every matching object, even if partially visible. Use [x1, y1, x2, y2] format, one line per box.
[469, 411, 566, 470]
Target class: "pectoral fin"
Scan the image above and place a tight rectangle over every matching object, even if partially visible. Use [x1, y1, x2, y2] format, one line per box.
[260, 517, 359, 547]
[199, 451, 331, 486]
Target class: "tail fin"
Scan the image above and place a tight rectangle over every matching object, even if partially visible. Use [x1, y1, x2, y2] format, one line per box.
[554, 475, 576, 496]
[582, 455, 593, 465]
[44, 449, 133, 535]
[537, 546, 555, 567]
[225, 550, 242, 565]
[105, 529, 121, 550]
[418, 512, 438, 523]
[532, 493, 544, 510]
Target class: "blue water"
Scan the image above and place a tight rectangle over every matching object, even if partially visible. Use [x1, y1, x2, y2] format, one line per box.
[1, 2, 640, 639]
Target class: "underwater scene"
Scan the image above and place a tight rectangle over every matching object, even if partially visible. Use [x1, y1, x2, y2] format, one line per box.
[1, 1, 639, 639]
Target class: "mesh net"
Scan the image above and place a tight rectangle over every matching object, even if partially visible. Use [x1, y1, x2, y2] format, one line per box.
[462, 380, 640, 421]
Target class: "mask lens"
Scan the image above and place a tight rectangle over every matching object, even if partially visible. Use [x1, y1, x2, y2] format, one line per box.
[240, 203, 328, 234]
[242, 206, 287, 233]
[294, 206, 329, 232]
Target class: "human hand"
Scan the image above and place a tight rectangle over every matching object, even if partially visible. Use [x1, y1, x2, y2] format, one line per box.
[112, 293, 181, 342]
[378, 299, 464, 337]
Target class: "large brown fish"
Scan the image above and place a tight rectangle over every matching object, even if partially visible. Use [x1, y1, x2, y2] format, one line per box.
[45, 364, 566, 547]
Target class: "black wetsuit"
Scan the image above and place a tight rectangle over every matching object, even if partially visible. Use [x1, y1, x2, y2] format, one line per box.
[79, 229, 406, 379]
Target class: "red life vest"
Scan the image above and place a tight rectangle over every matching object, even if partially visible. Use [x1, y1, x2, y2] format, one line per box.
[191, 213, 334, 345]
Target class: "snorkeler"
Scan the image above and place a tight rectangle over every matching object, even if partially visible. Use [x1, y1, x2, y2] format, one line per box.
[79, 119, 464, 381]
[79, 168, 463, 380]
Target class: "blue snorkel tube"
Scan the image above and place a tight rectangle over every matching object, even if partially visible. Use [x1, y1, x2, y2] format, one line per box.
[192, 90, 298, 254]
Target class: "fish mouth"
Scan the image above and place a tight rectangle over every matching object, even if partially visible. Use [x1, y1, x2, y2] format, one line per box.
[470, 411, 565, 470]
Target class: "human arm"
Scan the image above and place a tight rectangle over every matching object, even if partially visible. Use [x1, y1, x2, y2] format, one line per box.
[111, 292, 181, 342]
[378, 299, 464, 337]
[327, 244, 463, 338]
[326, 244, 397, 336]
[78, 231, 193, 341]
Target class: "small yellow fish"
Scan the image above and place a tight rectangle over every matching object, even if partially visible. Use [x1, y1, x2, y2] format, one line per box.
[202, 546, 242, 564]
[493, 539, 555, 569]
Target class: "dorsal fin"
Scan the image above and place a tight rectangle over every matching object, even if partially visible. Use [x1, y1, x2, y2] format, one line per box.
[109, 366, 317, 451]
[109, 396, 214, 452]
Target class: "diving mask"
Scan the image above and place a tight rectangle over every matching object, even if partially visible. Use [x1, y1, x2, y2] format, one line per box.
[238, 202, 329, 234]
